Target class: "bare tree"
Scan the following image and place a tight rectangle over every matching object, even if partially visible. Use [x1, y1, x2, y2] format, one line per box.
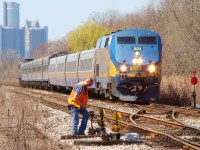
[89, 10, 122, 28]
[0, 49, 22, 80]
[32, 44, 48, 59]
[47, 37, 69, 55]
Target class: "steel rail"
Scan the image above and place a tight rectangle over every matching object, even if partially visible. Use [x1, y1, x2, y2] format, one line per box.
[130, 115, 200, 150]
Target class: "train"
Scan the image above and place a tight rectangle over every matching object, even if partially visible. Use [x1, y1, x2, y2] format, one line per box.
[19, 28, 163, 102]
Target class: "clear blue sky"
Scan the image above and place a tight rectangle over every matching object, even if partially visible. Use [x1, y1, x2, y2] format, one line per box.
[0, 0, 160, 41]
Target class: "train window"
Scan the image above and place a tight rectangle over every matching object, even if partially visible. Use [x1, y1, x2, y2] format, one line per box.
[39, 66, 42, 71]
[104, 38, 109, 47]
[52, 65, 54, 72]
[138, 36, 157, 44]
[44, 65, 48, 72]
[96, 64, 99, 76]
[52, 64, 54, 71]
[49, 65, 53, 72]
[49, 65, 52, 72]
[48, 65, 51, 72]
[66, 61, 76, 72]
[117, 37, 136, 44]
[33, 67, 36, 73]
[37, 66, 42, 72]
[56, 65, 59, 72]
[43, 65, 47, 72]
[79, 58, 93, 71]
[57, 63, 64, 72]
[96, 39, 102, 49]
[108, 36, 112, 45]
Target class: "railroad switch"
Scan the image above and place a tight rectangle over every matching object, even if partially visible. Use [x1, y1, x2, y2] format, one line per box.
[98, 108, 106, 127]
[137, 109, 146, 114]
[166, 110, 179, 119]
[132, 114, 139, 120]
[111, 125, 121, 132]
[89, 110, 107, 136]
[88, 110, 121, 141]
[89, 126, 121, 141]
[111, 112, 121, 132]
[89, 111, 95, 129]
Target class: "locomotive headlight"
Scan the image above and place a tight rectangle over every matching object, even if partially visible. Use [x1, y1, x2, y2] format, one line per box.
[138, 58, 143, 64]
[120, 65, 127, 72]
[148, 64, 156, 73]
[134, 51, 140, 56]
[132, 58, 137, 64]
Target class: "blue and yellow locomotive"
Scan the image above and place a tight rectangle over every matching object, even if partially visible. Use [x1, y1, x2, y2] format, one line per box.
[19, 28, 162, 102]
[95, 28, 162, 101]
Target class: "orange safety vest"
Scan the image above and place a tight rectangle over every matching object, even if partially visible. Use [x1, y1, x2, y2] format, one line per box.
[68, 82, 88, 108]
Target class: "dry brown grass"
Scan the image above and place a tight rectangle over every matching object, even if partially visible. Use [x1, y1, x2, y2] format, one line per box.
[0, 86, 58, 150]
[0, 79, 19, 86]
[158, 75, 199, 106]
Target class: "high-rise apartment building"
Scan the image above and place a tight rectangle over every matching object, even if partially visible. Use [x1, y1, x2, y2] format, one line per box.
[0, 1, 48, 58]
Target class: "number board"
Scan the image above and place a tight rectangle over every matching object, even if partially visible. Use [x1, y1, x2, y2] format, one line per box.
[130, 66, 142, 71]
[132, 46, 142, 51]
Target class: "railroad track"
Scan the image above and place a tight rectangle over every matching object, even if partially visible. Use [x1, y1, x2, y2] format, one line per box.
[4, 85, 200, 149]
[122, 102, 200, 119]
[148, 103, 200, 117]
[6, 84, 200, 117]
[131, 112, 200, 150]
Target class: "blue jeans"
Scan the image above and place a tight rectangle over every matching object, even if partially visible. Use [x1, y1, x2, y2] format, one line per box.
[70, 105, 89, 135]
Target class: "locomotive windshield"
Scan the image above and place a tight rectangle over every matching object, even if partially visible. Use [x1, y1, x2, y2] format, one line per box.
[138, 36, 157, 44]
[117, 37, 136, 44]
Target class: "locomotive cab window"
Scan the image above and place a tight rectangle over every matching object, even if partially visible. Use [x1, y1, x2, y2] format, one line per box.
[99, 36, 110, 48]
[104, 38, 109, 47]
[138, 36, 157, 44]
[117, 37, 136, 44]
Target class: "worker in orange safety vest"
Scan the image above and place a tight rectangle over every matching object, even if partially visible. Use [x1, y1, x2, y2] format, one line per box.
[68, 77, 94, 135]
